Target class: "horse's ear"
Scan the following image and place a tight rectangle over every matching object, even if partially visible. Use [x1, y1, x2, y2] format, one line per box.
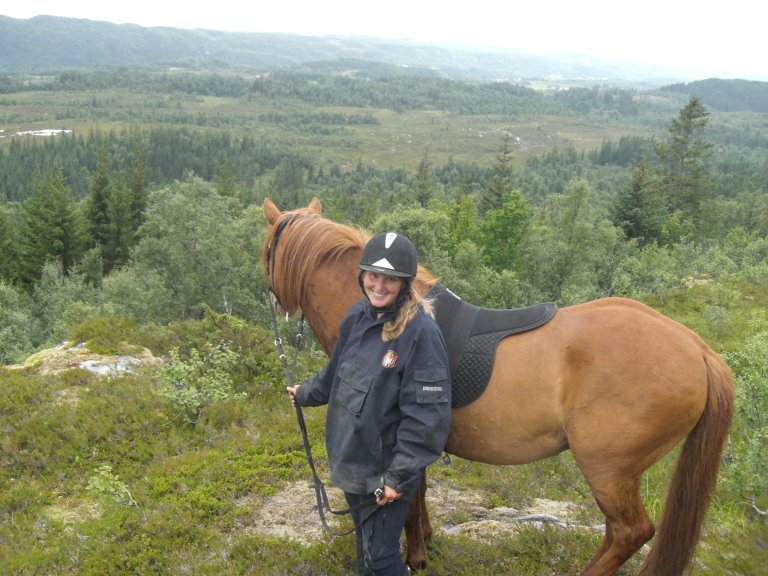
[263, 198, 281, 225]
[308, 197, 322, 215]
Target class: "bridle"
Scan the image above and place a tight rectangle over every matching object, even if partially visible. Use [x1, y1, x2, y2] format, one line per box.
[264, 214, 297, 312]
[264, 215, 379, 537]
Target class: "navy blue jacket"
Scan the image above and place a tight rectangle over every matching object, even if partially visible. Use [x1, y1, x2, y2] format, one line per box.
[295, 298, 451, 495]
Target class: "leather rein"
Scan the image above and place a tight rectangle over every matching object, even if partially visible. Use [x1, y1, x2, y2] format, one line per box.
[264, 215, 378, 537]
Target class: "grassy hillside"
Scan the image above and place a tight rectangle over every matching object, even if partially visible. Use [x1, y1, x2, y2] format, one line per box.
[1, 290, 766, 575]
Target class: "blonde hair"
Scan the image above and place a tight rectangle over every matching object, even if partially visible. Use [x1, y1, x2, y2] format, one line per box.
[381, 283, 435, 342]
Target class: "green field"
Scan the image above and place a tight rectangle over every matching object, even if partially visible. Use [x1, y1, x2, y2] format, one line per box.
[0, 83, 675, 172]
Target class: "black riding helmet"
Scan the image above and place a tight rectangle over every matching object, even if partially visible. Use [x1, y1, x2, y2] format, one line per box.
[358, 232, 417, 312]
[359, 232, 418, 278]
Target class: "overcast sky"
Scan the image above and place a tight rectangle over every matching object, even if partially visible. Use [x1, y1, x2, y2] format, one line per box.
[3, 1, 767, 81]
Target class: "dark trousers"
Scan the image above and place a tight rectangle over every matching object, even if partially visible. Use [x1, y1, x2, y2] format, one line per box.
[345, 490, 414, 576]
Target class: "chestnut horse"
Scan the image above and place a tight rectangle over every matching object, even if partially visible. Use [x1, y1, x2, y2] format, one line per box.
[262, 197, 733, 576]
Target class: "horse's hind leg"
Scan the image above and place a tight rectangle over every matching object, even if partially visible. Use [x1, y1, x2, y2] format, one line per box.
[579, 474, 655, 576]
[418, 474, 433, 540]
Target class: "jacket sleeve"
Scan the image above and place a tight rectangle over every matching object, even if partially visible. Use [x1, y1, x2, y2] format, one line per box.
[295, 303, 361, 407]
[384, 323, 451, 495]
[295, 359, 335, 407]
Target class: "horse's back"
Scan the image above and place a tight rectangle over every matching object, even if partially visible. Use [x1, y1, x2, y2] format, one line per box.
[446, 297, 712, 466]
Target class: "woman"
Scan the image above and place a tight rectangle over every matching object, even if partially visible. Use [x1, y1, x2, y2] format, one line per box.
[287, 231, 451, 576]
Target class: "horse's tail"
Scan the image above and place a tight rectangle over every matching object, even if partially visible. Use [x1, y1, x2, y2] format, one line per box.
[638, 349, 734, 576]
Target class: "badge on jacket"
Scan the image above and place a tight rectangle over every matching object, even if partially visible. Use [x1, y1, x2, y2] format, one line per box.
[381, 350, 398, 368]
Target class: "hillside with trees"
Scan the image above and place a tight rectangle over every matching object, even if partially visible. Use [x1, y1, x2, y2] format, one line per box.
[662, 78, 768, 112]
[1, 46, 767, 574]
[0, 15, 692, 83]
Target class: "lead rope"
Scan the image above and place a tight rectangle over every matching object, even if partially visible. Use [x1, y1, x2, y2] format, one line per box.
[265, 289, 378, 537]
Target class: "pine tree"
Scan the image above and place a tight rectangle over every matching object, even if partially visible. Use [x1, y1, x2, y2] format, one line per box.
[611, 161, 666, 245]
[415, 150, 433, 207]
[86, 142, 112, 249]
[482, 133, 515, 214]
[0, 206, 16, 281]
[20, 165, 84, 286]
[128, 129, 148, 235]
[105, 179, 133, 272]
[656, 96, 714, 231]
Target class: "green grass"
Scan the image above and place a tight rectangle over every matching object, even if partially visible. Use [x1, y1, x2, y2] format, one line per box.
[2, 290, 767, 574]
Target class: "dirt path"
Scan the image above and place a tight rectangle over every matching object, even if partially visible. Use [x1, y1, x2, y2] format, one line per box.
[248, 479, 604, 545]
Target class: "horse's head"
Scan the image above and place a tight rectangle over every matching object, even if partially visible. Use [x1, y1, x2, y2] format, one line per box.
[262, 197, 322, 315]
[261, 197, 370, 320]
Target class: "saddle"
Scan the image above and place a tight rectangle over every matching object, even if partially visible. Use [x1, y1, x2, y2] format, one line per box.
[428, 284, 557, 408]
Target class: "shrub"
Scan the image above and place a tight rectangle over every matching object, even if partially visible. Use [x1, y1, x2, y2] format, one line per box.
[723, 312, 768, 513]
[0, 282, 39, 364]
[67, 315, 144, 355]
[156, 343, 245, 424]
[87, 464, 138, 507]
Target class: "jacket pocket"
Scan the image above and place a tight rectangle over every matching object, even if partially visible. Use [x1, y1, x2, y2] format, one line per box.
[414, 367, 449, 404]
[336, 360, 373, 415]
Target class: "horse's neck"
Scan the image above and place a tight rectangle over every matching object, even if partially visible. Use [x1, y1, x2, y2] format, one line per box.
[304, 252, 362, 354]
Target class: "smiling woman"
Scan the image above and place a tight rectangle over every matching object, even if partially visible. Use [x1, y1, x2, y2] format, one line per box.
[358, 231, 417, 312]
[277, 218, 453, 576]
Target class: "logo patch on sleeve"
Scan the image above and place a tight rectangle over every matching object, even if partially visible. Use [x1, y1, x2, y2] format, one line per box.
[381, 350, 398, 368]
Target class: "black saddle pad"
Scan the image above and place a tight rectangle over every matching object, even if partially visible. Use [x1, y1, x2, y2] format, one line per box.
[428, 284, 557, 408]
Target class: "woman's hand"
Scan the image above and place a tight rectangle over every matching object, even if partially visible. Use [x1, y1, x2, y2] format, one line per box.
[286, 385, 300, 406]
[376, 485, 403, 506]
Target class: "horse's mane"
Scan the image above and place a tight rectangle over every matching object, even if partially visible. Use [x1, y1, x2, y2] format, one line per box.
[263, 209, 439, 315]
[264, 211, 370, 314]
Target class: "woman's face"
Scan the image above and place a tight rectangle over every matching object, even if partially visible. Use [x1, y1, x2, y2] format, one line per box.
[363, 271, 404, 309]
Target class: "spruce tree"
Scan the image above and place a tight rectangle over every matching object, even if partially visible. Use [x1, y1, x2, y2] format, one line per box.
[106, 179, 133, 272]
[214, 157, 238, 198]
[0, 206, 16, 281]
[611, 161, 666, 245]
[656, 96, 714, 233]
[482, 133, 515, 214]
[128, 129, 148, 235]
[415, 150, 433, 207]
[86, 143, 112, 249]
[20, 165, 84, 286]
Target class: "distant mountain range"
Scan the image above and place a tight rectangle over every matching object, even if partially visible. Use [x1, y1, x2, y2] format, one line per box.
[0, 15, 689, 86]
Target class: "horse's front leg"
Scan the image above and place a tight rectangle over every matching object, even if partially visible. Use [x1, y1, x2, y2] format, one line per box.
[404, 474, 430, 570]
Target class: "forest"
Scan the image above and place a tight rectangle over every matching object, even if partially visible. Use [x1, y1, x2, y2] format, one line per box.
[1, 68, 767, 574]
